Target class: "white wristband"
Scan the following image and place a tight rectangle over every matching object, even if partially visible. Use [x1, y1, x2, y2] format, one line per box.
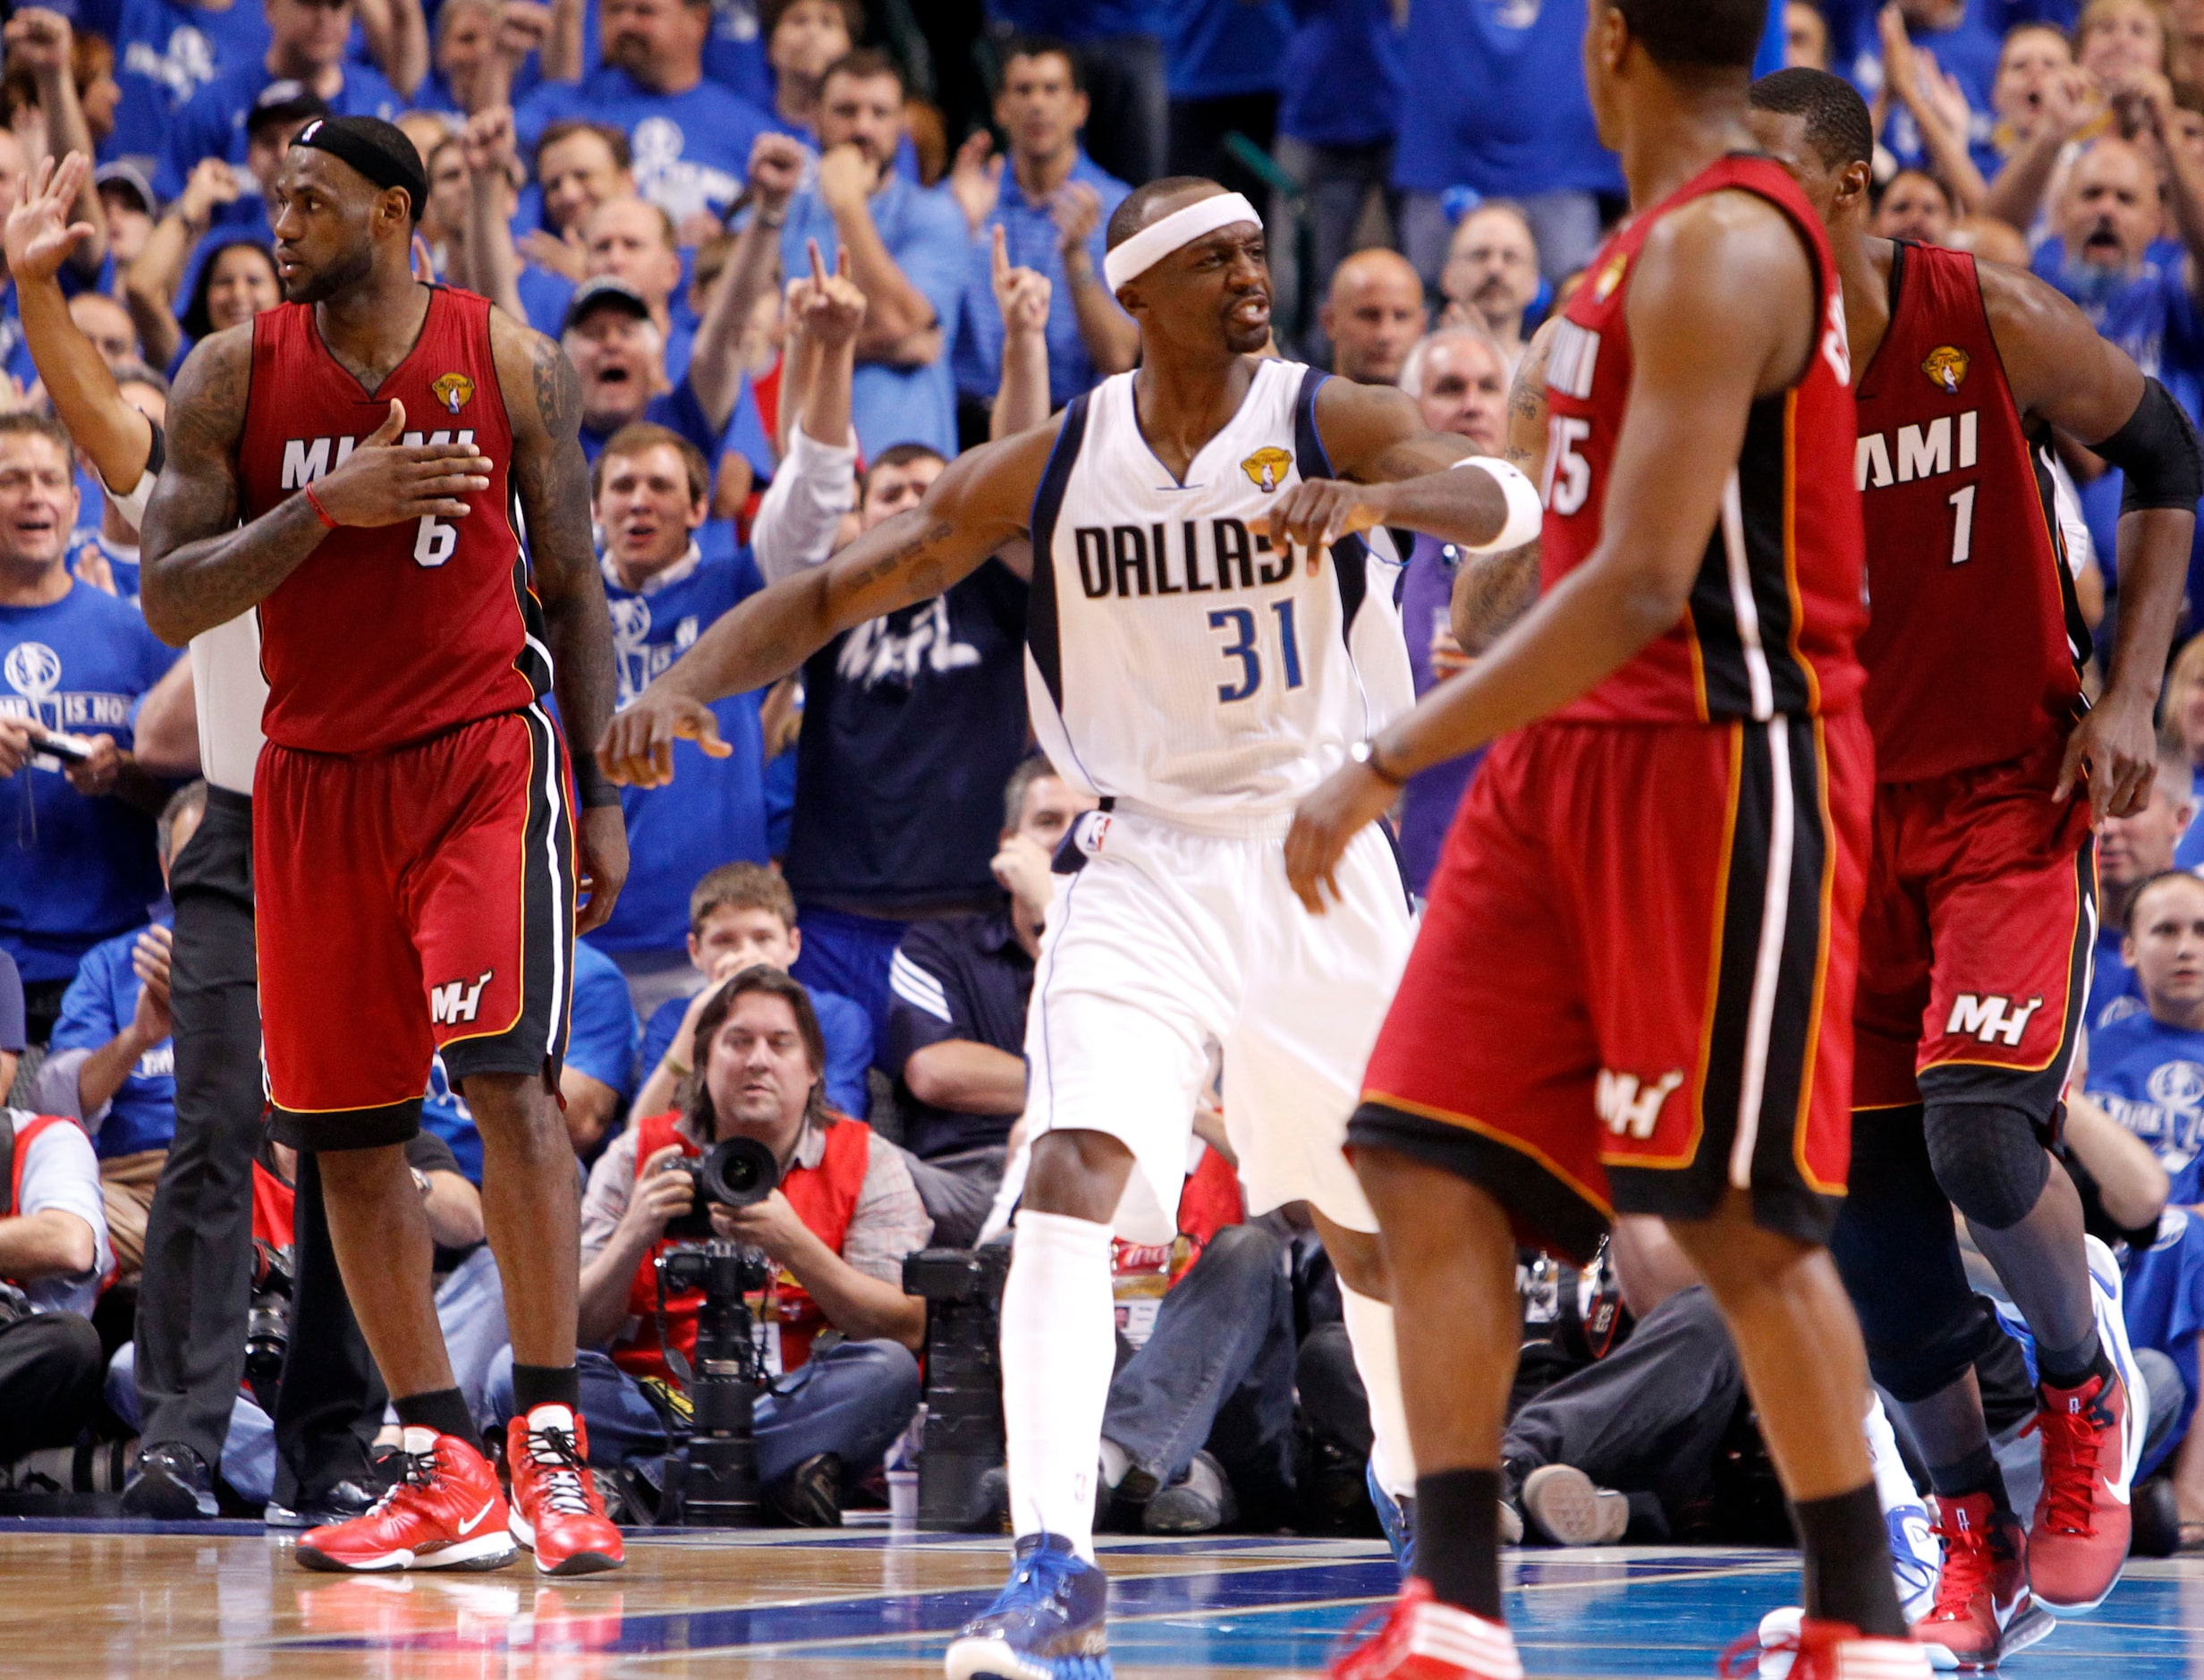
[1452, 455, 1544, 553]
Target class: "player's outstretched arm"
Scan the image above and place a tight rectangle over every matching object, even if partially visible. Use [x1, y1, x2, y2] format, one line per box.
[597, 424, 1057, 789]
[141, 335, 496, 648]
[491, 312, 628, 930]
[1284, 194, 1816, 911]
[1450, 317, 1560, 654]
[1983, 260, 2201, 819]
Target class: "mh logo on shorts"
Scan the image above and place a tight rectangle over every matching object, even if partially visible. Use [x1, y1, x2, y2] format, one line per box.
[430, 971, 495, 1027]
[1597, 1068, 1683, 1140]
[1945, 994, 2043, 1047]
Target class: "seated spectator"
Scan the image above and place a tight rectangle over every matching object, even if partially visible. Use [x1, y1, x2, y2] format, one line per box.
[514, 0, 773, 228]
[1873, 165, 1956, 244]
[33, 778, 204, 1283]
[0, 411, 178, 1041]
[2091, 743, 2194, 1029]
[1439, 202, 1540, 377]
[778, 49, 965, 457]
[66, 360, 165, 605]
[161, 0, 400, 205]
[1321, 246, 1426, 388]
[0, 1101, 112, 1464]
[1390, 322, 1512, 897]
[635, 863, 870, 1120]
[886, 757, 1093, 1245]
[530, 968, 928, 1524]
[948, 37, 1134, 422]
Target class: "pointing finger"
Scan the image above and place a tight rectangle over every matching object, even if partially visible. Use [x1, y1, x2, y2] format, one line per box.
[807, 236, 826, 286]
[991, 223, 1008, 285]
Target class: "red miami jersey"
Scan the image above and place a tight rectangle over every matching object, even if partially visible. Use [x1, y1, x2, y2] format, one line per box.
[1542, 155, 1867, 725]
[239, 285, 550, 755]
[1853, 241, 2088, 781]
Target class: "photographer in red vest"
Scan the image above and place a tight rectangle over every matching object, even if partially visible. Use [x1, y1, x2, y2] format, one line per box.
[490, 966, 933, 1524]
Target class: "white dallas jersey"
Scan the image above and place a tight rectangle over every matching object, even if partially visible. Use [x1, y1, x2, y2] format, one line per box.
[1027, 360, 1413, 829]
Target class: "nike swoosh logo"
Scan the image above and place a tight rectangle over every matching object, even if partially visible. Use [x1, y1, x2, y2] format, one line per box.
[459, 1498, 496, 1534]
[2103, 1476, 2131, 1506]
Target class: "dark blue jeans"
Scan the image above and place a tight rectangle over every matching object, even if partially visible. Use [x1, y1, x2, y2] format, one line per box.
[1101, 1223, 1297, 1506]
[488, 1338, 921, 1488]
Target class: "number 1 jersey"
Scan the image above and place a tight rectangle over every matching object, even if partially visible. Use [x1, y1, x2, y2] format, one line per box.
[238, 285, 549, 755]
[1026, 359, 1413, 830]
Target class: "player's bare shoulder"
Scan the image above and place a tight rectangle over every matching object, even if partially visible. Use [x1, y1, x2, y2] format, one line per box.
[1632, 190, 1820, 391]
[486, 306, 578, 448]
[1972, 253, 2143, 432]
[163, 321, 259, 462]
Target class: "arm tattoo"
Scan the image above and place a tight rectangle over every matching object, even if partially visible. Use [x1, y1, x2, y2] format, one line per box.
[530, 332, 578, 436]
[1450, 540, 1540, 653]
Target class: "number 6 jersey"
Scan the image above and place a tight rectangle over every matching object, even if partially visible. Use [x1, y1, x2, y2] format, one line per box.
[1542, 154, 1867, 728]
[238, 285, 549, 755]
[1026, 359, 1413, 829]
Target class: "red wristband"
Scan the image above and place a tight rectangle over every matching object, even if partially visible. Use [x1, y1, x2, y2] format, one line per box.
[302, 484, 339, 530]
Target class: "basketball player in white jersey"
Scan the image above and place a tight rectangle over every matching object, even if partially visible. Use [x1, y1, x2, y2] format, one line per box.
[598, 175, 1543, 1680]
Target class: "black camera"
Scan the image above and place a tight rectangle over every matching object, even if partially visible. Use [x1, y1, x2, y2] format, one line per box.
[244, 1239, 295, 1405]
[661, 1136, 781, 1240]
[903, 1244, 1013, 1532]
[655, 1239, 775, 1526]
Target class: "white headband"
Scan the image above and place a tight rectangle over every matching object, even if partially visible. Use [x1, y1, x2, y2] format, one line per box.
[1102, 192, 1261, 293]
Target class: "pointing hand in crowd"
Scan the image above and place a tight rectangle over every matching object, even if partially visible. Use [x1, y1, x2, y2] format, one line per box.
[991, 225, 1051, 338]
[791, 237, 866, 347]
[4, 153, 96, 285]
[948, 129, 1003, 234]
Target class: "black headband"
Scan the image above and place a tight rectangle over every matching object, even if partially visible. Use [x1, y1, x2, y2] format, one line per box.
[292, 116, 427, 221]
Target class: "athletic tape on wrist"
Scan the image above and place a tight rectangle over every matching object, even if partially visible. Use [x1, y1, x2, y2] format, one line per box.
[1451, 455, 1544, 553]
[1102, 191, 1261, 293]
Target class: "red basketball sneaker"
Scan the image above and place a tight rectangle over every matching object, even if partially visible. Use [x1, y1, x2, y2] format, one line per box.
[506, 1406, 623, 1576]
[1725, 1617, 1934, 1679]
[2026, 1368, 2134, 1615]
[1328, 1578, 1524, 1679]
[295, 1429, 515, 1573]
[1909, 1493, 2027, 1670]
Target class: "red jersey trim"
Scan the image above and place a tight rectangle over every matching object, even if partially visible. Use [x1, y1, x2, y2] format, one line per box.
[1792, 716, 1844, 1197]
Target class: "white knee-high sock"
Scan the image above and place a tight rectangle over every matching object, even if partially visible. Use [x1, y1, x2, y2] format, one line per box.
[1341, 1285, 1418, 1501]
[1001, 1209, 1119, 1562]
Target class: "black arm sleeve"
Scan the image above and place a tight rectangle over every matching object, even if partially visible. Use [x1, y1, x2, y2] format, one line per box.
[2093, 377, 2204, 515]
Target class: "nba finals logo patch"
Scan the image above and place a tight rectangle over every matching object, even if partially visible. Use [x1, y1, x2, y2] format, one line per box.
[1591, 251, 1629, 301]
[1921, 346, 1969, 395]
[1241, 446, 1291, 493]
[431, 371, 476, 414]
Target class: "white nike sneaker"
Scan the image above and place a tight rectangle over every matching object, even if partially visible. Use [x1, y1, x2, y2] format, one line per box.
[1866, 1393, 1941, 1624]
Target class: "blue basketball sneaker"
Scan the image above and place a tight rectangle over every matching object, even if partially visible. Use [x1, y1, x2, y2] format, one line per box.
[1368, 1462, 1416, 1576]
[945, 1532, 1112, 1680]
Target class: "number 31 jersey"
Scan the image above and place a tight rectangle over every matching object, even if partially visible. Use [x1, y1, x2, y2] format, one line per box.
[1026, 359, 1413, 830]
[238, 285, 549, 756]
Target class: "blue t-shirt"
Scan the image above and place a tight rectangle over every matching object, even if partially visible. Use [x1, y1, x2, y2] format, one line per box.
[1390, 0, 1621, 199]
[49, 915, 175, 1156]
[109, 0, 272, 168]
[515, 67, 774, 226]
[1395, 533, 1484, 896]
[639, 980, 872, 1117]
[1834, 0, 2003, 175]
[1167, 0, 1292, 98]
[423, 938, 636, 1179]
[0, 581, 180, 983]
[781, 174, 969, 458]
[578, 373, 775, 488]
[64, 528, 141, 606]
[702, 0, 771, 106]
[516, 266, 575, 340]
[586, 548, 771, 955]
[1279, 0, 1403, 148]
[159, 59, 402, 202]
[2089, 921, 2147, 1032]
[953, 150, 1131, 411]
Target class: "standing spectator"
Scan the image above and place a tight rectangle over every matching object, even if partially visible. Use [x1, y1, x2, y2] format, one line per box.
[1391, 322, 1512, 898]
[537, 968, 929, 1524]
[0, 16, 113, 390]
[1394, 0, 1619, 287]
[587, 423, 772, 1008]
[582, 195, 695, 377]
[987, 0, 1166, 188]
[457, 106, 615, 335]
[1438, 202, 1542, 378]
[758, 0, 858, 151]
[0, 1101, 113, 1462]
[515, 0, 773, 226]
[1320, 246, 1426, 388]
[779, 49, 966, 457]
[1277, 0, 1405, 352]
[108, 0, 274, 172]
[1165, 0, 1291, 213]
[159, 0, 400, 203]
[33, 779, 202, 1283]
[2091, 745, 2196, 1030]
[949, 38, 1134, 422]
[1847, 0, 2004, 177]
[0, 412, 176, 1042]
[533, 119, 633, 250]
[3, 12, 119, 217]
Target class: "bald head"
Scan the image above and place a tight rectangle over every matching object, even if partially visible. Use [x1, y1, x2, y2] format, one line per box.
[1322, 248, 1428, 386]
[2062, 138, 2161, 275]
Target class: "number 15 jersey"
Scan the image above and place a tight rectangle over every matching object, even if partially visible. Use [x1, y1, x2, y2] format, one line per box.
[1026, 359, 1413, 831]
[238, 285, 550, 756]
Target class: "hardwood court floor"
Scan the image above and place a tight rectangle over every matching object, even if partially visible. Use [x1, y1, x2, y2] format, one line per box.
[2, 1520, 2202, 1678]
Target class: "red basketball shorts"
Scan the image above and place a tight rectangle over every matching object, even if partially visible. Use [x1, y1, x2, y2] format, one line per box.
[255, 705, 578, 1150]
[1349, 711, 1871, 1260]
[1853, 739, 2093, 1119]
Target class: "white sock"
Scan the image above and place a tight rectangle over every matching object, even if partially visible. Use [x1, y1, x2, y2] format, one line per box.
[1002, 1209, 1118, 1563]
[1862, 1392, 1920, 1516]
[1341, 1285, 1417, 1501]
[1098, 1437, 1132, 1490]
